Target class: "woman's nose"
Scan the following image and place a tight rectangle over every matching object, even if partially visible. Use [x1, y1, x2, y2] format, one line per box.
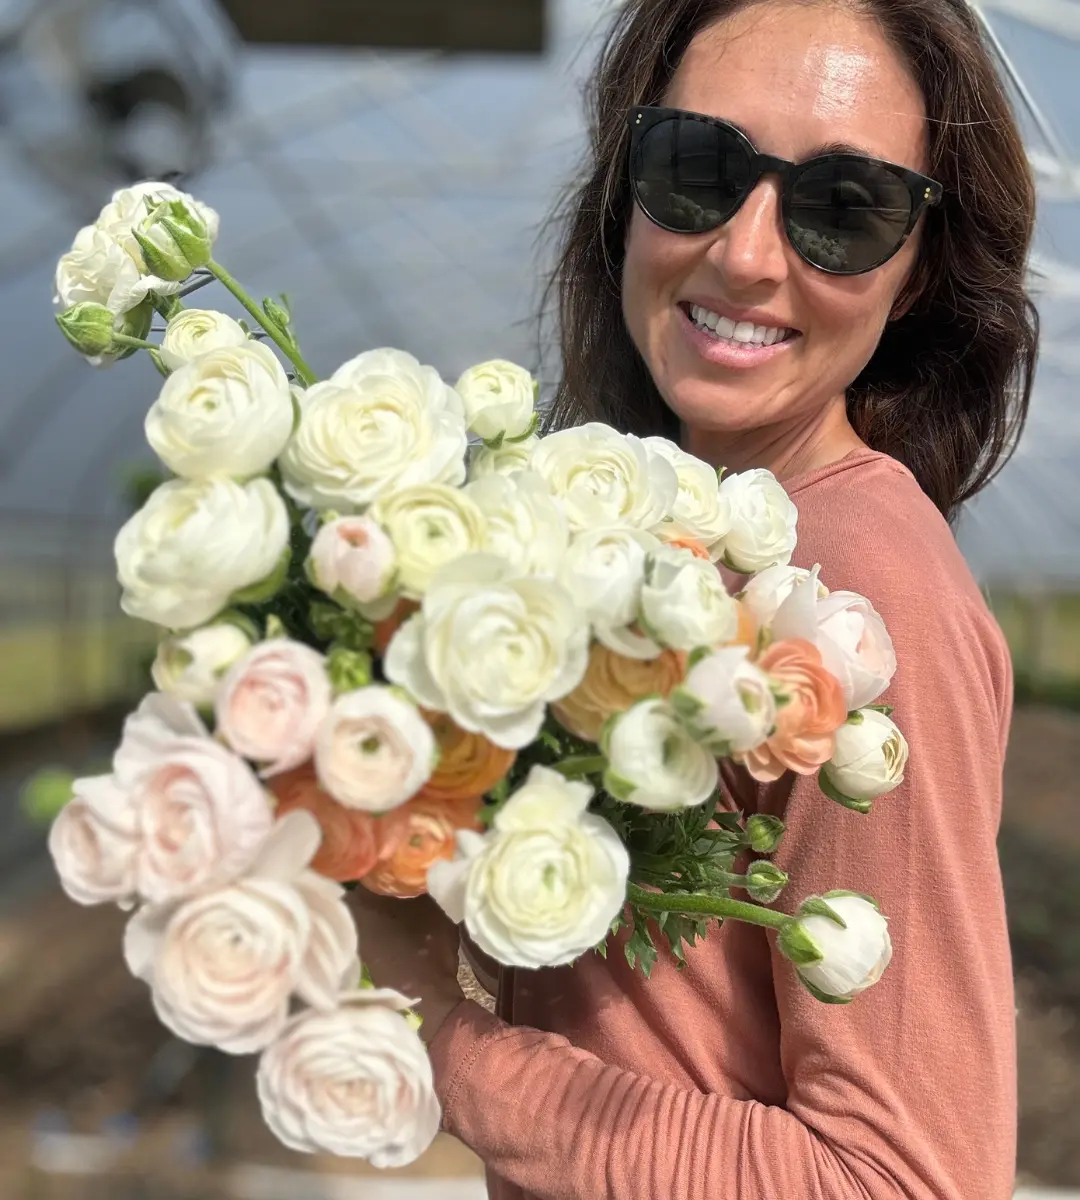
[705, 179, 789, 287]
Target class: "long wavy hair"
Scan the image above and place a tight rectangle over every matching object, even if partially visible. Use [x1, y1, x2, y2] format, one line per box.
[542, 0, 1039, 522]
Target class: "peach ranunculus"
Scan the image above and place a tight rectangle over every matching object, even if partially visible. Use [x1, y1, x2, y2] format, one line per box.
[215, 639, 331, 777]
[738, 638, 848, 782]
[362, 792, 483, 899]
[732, 599, 759, 651]
[416, 711, 516, 804]
[268, 764, 405, 883]
[659, 534, 712, 562]
[551, 641, 686, 743]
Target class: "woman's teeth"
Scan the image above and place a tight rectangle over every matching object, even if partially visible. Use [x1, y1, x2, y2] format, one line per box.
[688, 305, 792, 347]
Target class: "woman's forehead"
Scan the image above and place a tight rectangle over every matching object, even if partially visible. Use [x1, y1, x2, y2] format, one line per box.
[666, 4, 928, 171]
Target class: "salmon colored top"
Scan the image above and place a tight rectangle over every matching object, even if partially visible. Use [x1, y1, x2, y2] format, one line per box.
[429, 449, 1016, 1200]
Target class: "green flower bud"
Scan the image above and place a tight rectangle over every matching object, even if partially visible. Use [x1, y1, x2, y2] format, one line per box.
[56, 303, 116, 356]
[327, 647, 374, 695]
[745, 813, 785, 854]
[745, 860, 788, 903]
[133, 198, 213, 281]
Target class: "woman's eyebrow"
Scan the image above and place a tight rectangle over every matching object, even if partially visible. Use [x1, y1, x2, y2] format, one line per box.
[804, 139, 879, 159]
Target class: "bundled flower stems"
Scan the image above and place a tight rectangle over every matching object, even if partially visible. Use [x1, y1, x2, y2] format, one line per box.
[49, 182, 909, 1165]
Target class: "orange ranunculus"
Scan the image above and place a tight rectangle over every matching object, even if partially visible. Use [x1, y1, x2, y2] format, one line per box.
[417, 711, 516, 803]
[268, 763, 405, 883]
[551, 642, 686, 743]
[738, 638, 848, 782]
[662, 535, 712, 561]
[371, 598, 420, 657]
[732, 599, 760, 652]
[361, 792, 483, 899]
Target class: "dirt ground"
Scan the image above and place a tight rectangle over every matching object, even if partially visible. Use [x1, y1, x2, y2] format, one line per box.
[1, 704, 1078, 1191]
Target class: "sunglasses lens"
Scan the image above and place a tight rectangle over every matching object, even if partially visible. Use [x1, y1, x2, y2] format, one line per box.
[789, 160, 913, 272]
[632, 116, 751, 233]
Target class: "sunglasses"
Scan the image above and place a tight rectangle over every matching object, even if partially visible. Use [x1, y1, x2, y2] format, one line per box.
[628, 106, 943, 276]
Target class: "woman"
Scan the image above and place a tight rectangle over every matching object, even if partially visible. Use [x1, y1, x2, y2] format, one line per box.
[352, 0, 1037, 1196]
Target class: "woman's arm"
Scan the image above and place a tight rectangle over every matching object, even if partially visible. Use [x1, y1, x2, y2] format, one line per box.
[428, 570, 1017, 1200]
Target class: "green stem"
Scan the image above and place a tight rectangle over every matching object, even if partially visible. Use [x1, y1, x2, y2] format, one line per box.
[112, 333, 159, 352]
[627, 882, 789, 930]
[551, 754, 607, 779]
[206, 259, 317, 385]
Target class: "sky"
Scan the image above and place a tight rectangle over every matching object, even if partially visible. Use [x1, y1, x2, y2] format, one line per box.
[0, 0, 1078, 586]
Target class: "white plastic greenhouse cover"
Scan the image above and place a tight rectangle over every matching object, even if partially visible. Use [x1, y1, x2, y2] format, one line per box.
[0, 0, 1078, 587]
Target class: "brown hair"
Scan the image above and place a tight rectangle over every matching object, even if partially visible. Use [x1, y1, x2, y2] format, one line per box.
[542, 0, 1038, 522]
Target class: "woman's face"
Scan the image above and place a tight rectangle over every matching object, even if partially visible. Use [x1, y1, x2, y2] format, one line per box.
[621, 1, 929, 442]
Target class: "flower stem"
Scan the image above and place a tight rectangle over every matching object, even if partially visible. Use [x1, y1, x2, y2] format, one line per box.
[551, 755, 607, 779]
[111, 333, 159, 352]
[206, 259, 317, 385]
[627, 882, 790, 930]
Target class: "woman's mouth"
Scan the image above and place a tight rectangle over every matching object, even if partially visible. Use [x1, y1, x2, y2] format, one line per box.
[682, 303, 799, 347]
[677, 303, 801, 369]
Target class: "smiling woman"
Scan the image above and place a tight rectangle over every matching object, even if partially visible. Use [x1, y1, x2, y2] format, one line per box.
[412, 2, 1040, 1199]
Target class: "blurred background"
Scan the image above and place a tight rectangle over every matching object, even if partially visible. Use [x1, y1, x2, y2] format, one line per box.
[0, 0, 1077, 1196]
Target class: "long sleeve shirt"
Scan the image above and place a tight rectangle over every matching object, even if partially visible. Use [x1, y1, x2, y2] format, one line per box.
[429, 449, 1017, 1200]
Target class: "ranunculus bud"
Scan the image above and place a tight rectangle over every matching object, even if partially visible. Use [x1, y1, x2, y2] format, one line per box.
[455, 359, 538, 444]
[326, 647, 374, 695]
[55, 302, 117, 357]
[745, 813, 785, 854]
[822, 709, 909, 810]
[779, 893, 892, 1002]
[744, 860, 788, 903]
[308, 515, 398, 608]
[151, 620, 255, 707]
[133, 198, 215, 282]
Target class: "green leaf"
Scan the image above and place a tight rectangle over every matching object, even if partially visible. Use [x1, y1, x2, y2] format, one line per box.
[797, 897, 847, 926]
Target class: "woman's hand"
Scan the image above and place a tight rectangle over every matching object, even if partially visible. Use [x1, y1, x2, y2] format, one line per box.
[345, 887, 466, 1046]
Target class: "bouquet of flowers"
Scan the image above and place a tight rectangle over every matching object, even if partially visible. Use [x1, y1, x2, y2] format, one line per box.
[48, 182, 909, 1165]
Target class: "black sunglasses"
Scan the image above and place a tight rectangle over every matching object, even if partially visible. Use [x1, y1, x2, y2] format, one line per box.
[628, 106, 943, 276]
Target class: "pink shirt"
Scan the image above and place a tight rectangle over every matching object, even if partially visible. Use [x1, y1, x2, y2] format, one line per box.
[429, 449, 1016, 1200]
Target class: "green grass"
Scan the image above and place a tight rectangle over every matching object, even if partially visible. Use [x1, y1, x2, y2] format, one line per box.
[988, 591, 1080, 684]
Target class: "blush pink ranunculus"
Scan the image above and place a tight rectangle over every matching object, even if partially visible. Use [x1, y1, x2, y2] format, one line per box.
[738, 638, 848, 782]
[215, 639, 332, 777]
[815, 590, 897, 711]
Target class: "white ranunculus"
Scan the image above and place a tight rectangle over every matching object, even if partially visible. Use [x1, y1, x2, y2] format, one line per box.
[529, 423, 678, 532]
[644, 437, 731, 555]
[465, 470, 569, 577]
[467, 435, 538, 481]
[48, 775, 138, 906]
[428, 765, 629, 968]
[124, 811, 358, 1054]
[602, 697, 718, 811]
[279, 348, 467, 511]
[385, 554, 589, 750]
[789, 894, 892, 1000]
[106, 692, 276, 903]
[823, 710, 909, 803]
[716, 468, 798, 573]
[151, 622, 254, 707]
[216, 640, 332, 778]
[256, 989, 440, 1166]
[455, 359, 536, 443]
[95, 181, 220, 275]
[145, 343, 294, 480]
[115, 477, 289, 630]
[314, 686, 436, 813]
[673, 644, 776, 754]
[158, 308, 250, 371]
[815, 591, 897, 711]
[55, 224, 165, 316]
[308, 515, 398, 607]
[740, 564, 829, 628]
[370, 484, 487, 598]
[639, 546, 739, 651]
[559, 527, 663, 659]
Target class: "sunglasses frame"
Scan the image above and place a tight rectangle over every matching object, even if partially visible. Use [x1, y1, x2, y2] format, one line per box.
[628, 105, 944, 276]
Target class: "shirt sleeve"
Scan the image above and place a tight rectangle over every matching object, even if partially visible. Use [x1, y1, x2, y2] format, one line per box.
[428, 552, 1017, 1200]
